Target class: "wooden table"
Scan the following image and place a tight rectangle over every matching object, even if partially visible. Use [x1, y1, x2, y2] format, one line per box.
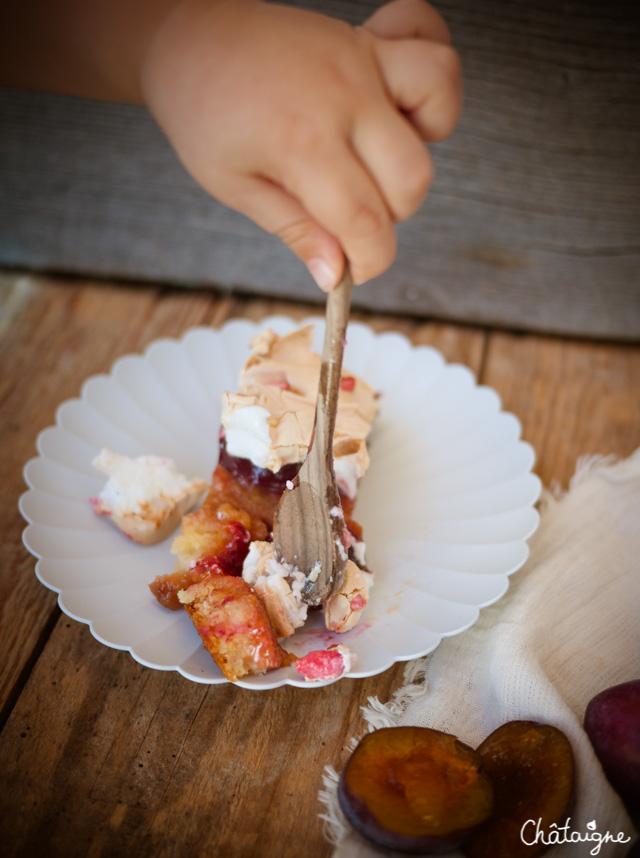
[1, 272, 638, 857]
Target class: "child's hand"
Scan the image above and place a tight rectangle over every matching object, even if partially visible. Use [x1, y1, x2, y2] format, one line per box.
[142, 0, 462, 290]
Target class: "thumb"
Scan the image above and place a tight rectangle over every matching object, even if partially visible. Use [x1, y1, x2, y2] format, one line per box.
[227, 175, 346, 292]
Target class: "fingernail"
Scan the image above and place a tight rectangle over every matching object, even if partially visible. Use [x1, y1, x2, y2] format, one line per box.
[307, 258, 338, 292]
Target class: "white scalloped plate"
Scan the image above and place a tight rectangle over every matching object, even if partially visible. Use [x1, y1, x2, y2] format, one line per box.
[20, 316, 541, 689]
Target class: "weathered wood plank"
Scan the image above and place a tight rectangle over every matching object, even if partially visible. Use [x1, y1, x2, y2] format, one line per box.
[4, 274, 638, 858]
[0, 619, 404, 858]
[1, 0, 638, 339]
[0, 275, 486, 858]
[482, 331, 640, 489]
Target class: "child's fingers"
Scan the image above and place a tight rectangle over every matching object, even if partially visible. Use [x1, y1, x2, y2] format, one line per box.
[220, 173, 381, 293]
[361, 0, 451, 45]
[273, 145, 398, 285]
[352, 108, 434, 222]
[373, 37, 463, 141]
[222, 175, 346, 292]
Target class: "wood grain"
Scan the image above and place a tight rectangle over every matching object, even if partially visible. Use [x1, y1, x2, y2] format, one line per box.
[0, 274, 485, 858]
[1, 0, 639, 339]
[0, 618, 404, 858]
[1, 273, 638, 858]
[483, 331, 640, 489]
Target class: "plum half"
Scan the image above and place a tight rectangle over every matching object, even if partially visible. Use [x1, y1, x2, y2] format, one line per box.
[338, 726, 494, 854]
[584, 679, 640, 826]
[464, 720, 574, 858]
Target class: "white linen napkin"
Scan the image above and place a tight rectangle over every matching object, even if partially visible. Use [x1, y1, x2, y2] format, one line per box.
[321, 449, 640, 857]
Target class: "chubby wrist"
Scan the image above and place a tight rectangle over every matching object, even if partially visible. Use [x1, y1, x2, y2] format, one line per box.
[120, 0, 189, 103]
[0, 0, 197, 103]
[140, 0, 259, 106]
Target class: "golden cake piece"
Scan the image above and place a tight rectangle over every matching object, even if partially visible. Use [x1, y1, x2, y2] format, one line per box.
[149, 464, 277, 610]
[170, 465, 273, 574]
[178, 574, 287, 681]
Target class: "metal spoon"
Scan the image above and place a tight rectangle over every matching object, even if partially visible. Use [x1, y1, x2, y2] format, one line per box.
[272, 266, 353, 606]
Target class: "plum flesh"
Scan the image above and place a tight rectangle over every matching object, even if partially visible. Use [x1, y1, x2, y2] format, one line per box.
[464, 720, 574, 858]
[338, 726, 494, 854]
[584, 679, 640, 826]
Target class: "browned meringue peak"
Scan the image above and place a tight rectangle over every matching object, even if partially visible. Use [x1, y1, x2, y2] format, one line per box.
[221, 326, 378, 497]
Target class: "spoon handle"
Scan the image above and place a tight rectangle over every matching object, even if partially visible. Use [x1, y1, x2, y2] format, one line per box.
[306, 266, 353, 475]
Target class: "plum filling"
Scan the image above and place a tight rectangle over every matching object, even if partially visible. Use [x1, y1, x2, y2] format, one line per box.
[218, 433, 301, 492]
[213, 519, 251, 574]
[218, 435, 357, 518]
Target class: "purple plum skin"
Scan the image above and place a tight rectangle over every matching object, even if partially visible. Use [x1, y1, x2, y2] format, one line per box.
[584, 679, 640, 824]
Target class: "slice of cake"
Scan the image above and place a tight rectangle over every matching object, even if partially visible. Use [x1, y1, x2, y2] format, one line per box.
[150, 325, 379, 681]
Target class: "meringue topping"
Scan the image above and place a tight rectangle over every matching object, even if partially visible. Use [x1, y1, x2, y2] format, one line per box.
[221, 326, 378, 498]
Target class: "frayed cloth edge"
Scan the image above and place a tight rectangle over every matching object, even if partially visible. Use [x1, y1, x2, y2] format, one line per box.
[570, 448, 640, 488]
[542, 448, 640, 506]
[361, 658, 430, 730]
[319, 767, 349, 846]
